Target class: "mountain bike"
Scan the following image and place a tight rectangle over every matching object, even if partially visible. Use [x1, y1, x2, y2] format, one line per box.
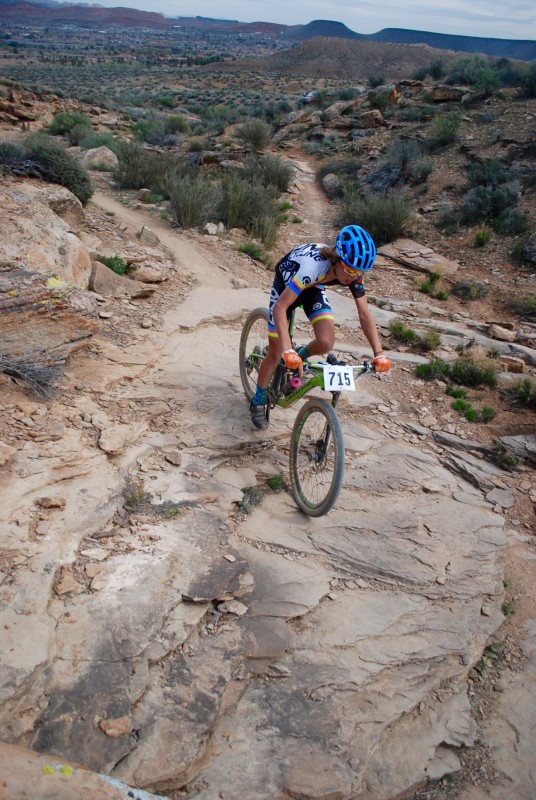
[239, 307, 377, 517]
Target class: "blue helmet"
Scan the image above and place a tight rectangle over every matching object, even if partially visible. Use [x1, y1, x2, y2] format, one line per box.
[335, 225, 376, 272]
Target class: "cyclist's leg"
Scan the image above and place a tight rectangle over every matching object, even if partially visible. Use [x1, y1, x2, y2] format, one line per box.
[300, 288, 335, 357]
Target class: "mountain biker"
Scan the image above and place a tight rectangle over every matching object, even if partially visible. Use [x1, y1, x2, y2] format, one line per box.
[249, 224, 391, 430]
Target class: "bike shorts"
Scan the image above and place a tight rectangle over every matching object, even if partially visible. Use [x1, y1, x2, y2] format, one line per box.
[268, 285, 333, 338]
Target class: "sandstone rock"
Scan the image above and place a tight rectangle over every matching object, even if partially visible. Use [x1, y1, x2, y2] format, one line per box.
[430, 85, 467, 102]
[322, 172, 340, 196]
[368, 83, 401, 106]
[0, 263, 99, 365]
[131, 266, 167, 283]
[89, 261, 157, 299]
[354, 109, 386, 128]
[0, 441, 16, 467]
[0, 184, 92, 287]
[99, 716, 132, 738]
[78, 146, 118, 170]
[488, 324, 516, 342]
[7, 183, 86, 234]
[379, 239, 460, 276]
[138, 225, 160, 247]
[0, 741, 169, 800]
[499, 355, 526, 373]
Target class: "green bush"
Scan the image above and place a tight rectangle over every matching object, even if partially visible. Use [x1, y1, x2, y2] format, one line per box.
[428, 111, 462, 150]
[0, 134, 92, 204]
[336, 189, 413, 245]
[238, 242, 263, 261]
[167, 172, 221, 229]
[520, 62, 536, 98]
[452, 281, 489, 300]
[491, 208, 528, 236]
[235, 118, 272, 151]
[388, 319, 418, 343]
[97, 254, 130, 275]
[512, 294, 536, 318]
[420, 329, 442, 352]
[114, 142, 187, 195]
[367, 139, 433, 192]
[415, 358, 452, 381]
[220, 174, 278, 243]
[80, 131, 121, 153]
[475, 228, 491, 247]
[243, 153, 294, 193]
[48, 111, 92, 136]
[451, 354, 498, 388]
[504, 377, 536, 409]
[68, 122, 92, 146]
[491, 442, 520, 470]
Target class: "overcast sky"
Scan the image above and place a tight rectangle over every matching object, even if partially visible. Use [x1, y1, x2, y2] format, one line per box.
[77, 0, 535, 40]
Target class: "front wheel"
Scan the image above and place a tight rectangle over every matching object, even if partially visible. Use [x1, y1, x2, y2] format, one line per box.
[289, 398, 344, 517]
[239, 307, 269, 401]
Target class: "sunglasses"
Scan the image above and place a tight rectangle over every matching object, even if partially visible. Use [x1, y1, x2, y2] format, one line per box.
[339, 260, 362, 277]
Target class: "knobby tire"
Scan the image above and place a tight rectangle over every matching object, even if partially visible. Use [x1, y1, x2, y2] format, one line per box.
[289, 398, 344, 517]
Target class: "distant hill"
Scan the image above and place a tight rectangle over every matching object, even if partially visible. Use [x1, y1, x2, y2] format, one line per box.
[367, 28, 536, 61]
[212, 37, 456, 83]
[283, 21, 536, 61]
[0, 2, 534, 61]
[281, 20, 362, 41]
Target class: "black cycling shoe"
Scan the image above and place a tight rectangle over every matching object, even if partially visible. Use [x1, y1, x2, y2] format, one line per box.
[250, 401, 268, 430]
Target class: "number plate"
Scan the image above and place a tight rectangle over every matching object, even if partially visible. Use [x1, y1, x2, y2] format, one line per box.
[323, 365, 355, 391]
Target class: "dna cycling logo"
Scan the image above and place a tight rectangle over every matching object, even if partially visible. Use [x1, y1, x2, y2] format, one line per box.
[312, 302, 322, 311]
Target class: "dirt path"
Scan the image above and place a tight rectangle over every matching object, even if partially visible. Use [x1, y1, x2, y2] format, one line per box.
[87, 174, 535, 800]
[1, 164, 533, 800]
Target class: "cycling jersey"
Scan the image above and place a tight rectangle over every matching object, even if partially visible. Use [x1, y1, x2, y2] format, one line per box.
[268, 243, 365, 336]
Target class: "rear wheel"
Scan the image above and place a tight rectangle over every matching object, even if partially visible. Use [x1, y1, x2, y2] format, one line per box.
[289, 398, 344, 517]
[239, 307, 269, 401]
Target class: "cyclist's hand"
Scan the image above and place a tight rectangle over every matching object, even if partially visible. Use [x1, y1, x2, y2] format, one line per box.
[282, 349, 303, 376]
[372, 354, 391, 373]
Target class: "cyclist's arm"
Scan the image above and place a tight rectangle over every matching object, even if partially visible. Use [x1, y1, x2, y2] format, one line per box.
[355, 295, 384, 356]
[273, 286, 298, 351]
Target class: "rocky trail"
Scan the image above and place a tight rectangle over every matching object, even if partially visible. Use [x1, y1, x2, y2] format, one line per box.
[0, 157, 535, 800]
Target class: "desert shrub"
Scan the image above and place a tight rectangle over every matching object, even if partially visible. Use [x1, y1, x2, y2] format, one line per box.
[511, 294, 536, 318]
[491, 208, 529, 236]
[336, 189, 413, 245]
[132, 115, 180, 147]
[461, 182, 521, 225]
[475, 228, 491, 247]
[0, 354, 62, 400]
[420, 329, 442, 352]
[468, 158, 511, 187]
[0, 134, 92, 204]
[368, 75, 385, 88]
[79, 131, 120, 153]
[415, 358, 452, 381]
[368, 139, 432, 192]
[388, 319, 418, 343]
[519, 62, 536, 98]
[428, 110, 463, 150]
[167, 172, 221, 229]
[503, 377, 536, 409]
[398, 105, 436, 121]
[451, 352, 498, 388]
[114, 142, 187, 195]
[48, 111, 92, 136]
[166, 114, 190, 134]
[452, 281, 489, 300]
[491, 442, 520, 470]
[238, 242, 263, 260]
[429, 59, 446, 79]
[235, 119, 272, 151]
[97, 254, 130, 275]
[243, 153, 294, 193]
[219, 174, 278, 243]
[445, 55, 497, 90]
[152, 94, 175, 108]
[68, 122, 92, 146]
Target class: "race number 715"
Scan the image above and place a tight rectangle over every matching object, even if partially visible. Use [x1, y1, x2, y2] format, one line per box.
[322, 365, 355, 392]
